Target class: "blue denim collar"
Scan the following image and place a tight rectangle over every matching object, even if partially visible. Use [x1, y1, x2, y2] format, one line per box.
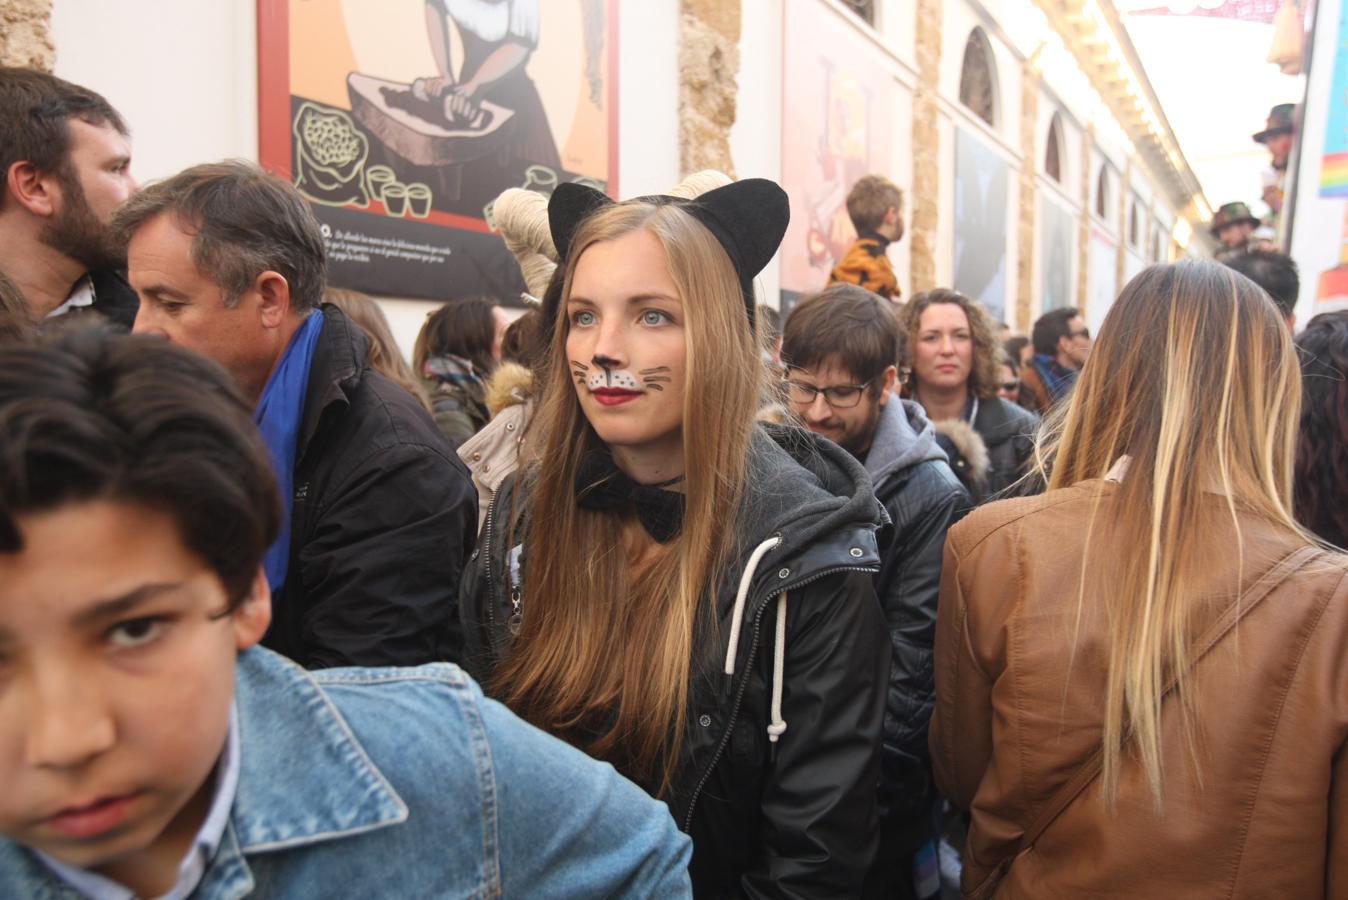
[0, 649, 409, 900]
[226, 648, 410, 850]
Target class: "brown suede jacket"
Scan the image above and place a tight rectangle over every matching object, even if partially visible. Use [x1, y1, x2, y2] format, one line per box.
[932, 480, 1348, 898]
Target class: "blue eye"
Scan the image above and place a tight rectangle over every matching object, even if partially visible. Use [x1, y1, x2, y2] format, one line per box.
[641, 310, 669, 326]
[572, 310, 596, 327]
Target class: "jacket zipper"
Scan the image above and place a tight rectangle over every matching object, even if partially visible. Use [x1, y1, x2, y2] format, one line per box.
[482, 489, 500, 638]
[680, 562, 878, 831]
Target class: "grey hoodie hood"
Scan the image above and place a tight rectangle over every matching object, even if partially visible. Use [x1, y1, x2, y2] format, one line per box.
[863, 398, 948, 490]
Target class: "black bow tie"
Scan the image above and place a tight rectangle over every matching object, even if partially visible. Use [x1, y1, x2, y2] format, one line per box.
[575, 451, 685, 543]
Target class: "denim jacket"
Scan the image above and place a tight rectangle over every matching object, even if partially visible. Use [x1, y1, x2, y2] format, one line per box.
[0, 648, 693, 899]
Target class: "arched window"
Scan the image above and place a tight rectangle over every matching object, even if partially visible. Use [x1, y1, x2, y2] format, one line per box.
[959, 29, 998, 127]
[1095, 166, 1111, 220]
[1128, 200, 1140, 247]
[1045, 113, 1064, 183]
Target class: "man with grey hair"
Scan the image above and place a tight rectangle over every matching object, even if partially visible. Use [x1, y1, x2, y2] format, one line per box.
[115, 160, 477, 669]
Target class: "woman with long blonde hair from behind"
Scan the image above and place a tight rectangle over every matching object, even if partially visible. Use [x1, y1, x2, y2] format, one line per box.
[459, 178, 890, 897]
[931, 260, 1348, 899]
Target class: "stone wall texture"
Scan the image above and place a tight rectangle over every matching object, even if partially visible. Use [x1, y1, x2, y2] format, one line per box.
[910, 0, 943, 295]
[1016, 60, 1039, 332]
[679, 0, 741, 177]
[0, 0, 54, 70]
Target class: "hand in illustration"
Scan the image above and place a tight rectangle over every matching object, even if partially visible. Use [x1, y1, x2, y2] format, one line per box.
[445, 79, 484, 122]
[411, 75, 453, 102]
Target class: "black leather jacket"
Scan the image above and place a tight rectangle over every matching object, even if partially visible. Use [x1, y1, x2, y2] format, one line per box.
[459, 425, 889, 898]
[265, 305, 478, 668]
[974, 396, 1039, 499]
[863, 401, 970, 833]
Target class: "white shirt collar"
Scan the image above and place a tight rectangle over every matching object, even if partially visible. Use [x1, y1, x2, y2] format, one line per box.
[44, 275, 97, 319]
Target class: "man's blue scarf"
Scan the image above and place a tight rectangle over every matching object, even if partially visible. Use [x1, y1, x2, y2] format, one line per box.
[254, 310, 325, 593]
[1031, 353, 1078, 401]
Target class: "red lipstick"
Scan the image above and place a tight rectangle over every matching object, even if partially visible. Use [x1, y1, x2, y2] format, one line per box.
[591, 388, 642, 407]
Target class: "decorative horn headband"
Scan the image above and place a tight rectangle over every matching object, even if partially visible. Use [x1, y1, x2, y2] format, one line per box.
[547, 178, 791, 326]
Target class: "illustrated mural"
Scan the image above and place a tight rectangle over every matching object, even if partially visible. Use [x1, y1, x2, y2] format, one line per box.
[259, 0, 617, 303]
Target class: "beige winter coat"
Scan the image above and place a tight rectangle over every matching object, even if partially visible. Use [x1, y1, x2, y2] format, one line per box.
[456, 363, 535, 532]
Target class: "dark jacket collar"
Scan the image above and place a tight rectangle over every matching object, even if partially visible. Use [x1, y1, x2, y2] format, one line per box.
[855, 228, 891, 249]
[973, 394, 1038, 444]
[297, 305, 370, 462]
[732, 425, 884, 605]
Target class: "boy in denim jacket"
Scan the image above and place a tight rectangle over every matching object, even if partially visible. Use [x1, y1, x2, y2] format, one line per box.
[0, 328, 692, 899]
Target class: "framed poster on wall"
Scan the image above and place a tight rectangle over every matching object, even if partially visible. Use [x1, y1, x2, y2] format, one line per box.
[779, 0, 895, 308]
[258, 0, 618, 303]
[953, 127, 1008, 324]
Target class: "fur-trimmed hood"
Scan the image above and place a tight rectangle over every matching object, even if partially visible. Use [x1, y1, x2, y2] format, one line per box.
[932, 417, 991, 493]
[484, 362, 534, 417]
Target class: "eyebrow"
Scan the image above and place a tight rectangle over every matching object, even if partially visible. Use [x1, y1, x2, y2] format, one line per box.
[71, 582, 184, 629]
[0, 582, 185, 647]
[139, 284, 190, 302]
[567, 292, 681, 306]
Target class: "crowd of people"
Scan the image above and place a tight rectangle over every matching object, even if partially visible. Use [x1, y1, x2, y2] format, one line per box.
[0, 66, 1347, 900]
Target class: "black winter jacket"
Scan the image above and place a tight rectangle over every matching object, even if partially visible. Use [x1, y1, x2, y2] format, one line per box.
[934, 396, 1040, 503]
[459, 425, 890, 899]
[262, 305, 478, 668]
[88, 270, 140, 330]
[862, 400, 969, 834]
[975, 395, 1039, 498]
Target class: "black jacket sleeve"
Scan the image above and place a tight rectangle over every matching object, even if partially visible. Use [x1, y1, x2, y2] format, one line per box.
[742, 570, 890, 899]
[294, 441, 476, 669]
[875, 462, 970, 820]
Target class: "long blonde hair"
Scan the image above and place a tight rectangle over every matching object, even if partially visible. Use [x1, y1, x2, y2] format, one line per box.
[492, 199, 762, 793]
[1035, 261, 1307, 804]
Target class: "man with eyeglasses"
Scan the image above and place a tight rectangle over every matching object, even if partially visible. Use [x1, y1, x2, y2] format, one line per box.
[1020, 307, 1092, 414]
[781, 283, 968, 900]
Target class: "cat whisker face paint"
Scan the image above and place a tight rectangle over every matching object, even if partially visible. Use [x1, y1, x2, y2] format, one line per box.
[579, 357, 645, 407]
[640, 366, 672, 392]
[564, 229, 687, 453]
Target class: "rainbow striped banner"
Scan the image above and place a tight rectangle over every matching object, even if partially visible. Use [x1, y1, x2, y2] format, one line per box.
[1321, 0, 1348, 196]
[1322, 151, 1348, 197]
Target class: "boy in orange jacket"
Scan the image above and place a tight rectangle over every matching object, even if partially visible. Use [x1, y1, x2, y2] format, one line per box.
[830, 174, 905, 302]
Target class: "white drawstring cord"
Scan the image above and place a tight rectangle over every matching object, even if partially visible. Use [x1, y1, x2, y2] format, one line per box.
[723, 535, 783, 675]
[767, 591, 788, 743]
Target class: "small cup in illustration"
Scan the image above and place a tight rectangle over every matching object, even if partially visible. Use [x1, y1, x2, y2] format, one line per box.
[406, 182, 432, 218]
[382, 181, 409, 217]
[366, 165, 396, 202]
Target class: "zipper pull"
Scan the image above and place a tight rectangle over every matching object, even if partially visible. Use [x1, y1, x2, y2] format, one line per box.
[507, 588, 522, 636]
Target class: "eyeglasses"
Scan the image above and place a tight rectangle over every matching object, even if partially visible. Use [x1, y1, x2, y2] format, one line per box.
[999, 380, 1020, 392]
[785, 378, 873, 409]
[1068, 327, 1091, 340]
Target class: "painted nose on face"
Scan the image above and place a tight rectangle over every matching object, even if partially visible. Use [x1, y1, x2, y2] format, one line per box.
[24, 666, 116, 770]
[590, 321, 628, 372]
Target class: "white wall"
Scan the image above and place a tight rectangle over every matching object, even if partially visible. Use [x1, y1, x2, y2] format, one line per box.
[52, 1, 258, 184]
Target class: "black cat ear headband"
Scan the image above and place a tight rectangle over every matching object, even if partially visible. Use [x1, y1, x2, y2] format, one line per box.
[546, 178, 791, 327]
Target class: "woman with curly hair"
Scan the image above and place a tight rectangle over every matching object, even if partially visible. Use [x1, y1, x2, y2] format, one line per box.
[1294, 310, 1348, 546]
[898, 289, 1038, 501]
